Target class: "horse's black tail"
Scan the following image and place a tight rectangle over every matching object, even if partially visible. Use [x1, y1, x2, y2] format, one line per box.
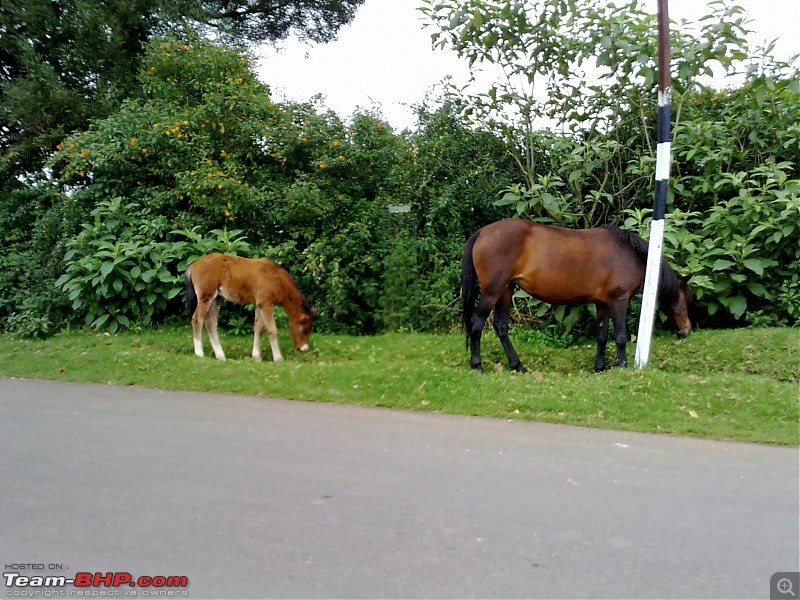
[461, 229, 481, 348]
[185, 266, 198, 316]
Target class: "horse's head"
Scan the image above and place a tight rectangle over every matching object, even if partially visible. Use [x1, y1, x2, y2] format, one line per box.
[666, 274, 693, 337]
[288, 303, 317, 352]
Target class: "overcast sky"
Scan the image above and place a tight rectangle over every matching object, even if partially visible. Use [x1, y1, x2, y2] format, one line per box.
[257, 0, 800, 130]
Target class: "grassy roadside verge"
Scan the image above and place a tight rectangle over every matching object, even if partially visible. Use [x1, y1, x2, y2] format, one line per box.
[0, 326, 797, 445]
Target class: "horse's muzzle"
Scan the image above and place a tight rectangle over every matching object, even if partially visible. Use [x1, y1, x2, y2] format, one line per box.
[298, 343, 310, 352]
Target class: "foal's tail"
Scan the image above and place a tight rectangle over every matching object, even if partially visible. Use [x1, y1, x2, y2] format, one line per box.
[184, 266, 198, 316]
[461, 229, 481, 348]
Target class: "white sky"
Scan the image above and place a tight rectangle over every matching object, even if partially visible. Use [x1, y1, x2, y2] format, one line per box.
[257, 0, 800, 130]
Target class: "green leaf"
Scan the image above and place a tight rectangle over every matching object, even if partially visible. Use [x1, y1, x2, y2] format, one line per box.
[754, 86, 766, 106]
[55, 274, 72, 289]
[553, 305, 567, 322]
[742, 258, 765, 276]
[562, 307, 581, 331]
[712, 259, 735, 271]
[729, 296, 747, 319]
[99, 261, 114, 279]
[746, 282, 767, 297]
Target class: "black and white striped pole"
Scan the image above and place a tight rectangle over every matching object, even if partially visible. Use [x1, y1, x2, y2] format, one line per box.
[635, 0, 672, 369]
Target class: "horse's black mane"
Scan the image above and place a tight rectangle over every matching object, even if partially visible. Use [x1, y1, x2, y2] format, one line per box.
[601, 224, 682, 307]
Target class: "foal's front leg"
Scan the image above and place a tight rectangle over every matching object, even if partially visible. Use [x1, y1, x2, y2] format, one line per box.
[256, 304, 283, 362]
[252, 309, 264, 361]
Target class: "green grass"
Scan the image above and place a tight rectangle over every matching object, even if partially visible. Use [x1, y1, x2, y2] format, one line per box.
[0, 326, 797, 445]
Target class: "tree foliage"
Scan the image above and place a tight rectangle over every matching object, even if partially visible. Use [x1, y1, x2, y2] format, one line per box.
[419, 0, 757, 228]
[193, 0, 366, 44]
[420, 0, 798, 331]
[0, 0, 364, 183]
[51, 31, 280, 231]
[0, 0, 156, 177]
[27, 35, 518, 335]
[0, 1, 797, 338]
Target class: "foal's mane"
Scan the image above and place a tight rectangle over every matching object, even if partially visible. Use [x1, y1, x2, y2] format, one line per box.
[601, 225, 682, 307]
[276, 263, 314, 317]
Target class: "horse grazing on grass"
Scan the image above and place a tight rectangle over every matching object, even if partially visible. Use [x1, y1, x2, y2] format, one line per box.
[461, 218, 692, 373]
[185, 253, 316, 362]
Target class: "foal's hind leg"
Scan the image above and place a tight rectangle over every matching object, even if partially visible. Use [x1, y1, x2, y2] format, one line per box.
[191, 296, 212, 358]
[204, 298, 226, 361]
[494, 289, 527, 373]
[192, 308, 205, 357]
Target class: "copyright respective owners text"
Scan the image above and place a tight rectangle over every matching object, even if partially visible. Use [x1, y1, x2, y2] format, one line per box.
[4, 564, 190, 598]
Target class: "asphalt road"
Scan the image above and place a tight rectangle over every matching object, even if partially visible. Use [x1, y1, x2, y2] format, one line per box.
[1, 377, 798, 599]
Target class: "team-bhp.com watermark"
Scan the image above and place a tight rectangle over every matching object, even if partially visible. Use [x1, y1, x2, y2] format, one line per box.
[4, 566, 188, 598]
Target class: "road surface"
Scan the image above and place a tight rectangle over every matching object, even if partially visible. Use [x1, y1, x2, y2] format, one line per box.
[1, 378, 798, 598]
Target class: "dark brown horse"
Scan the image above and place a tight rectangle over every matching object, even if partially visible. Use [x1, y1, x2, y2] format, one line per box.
[185, 253, 316, 362]
[461, 218, 692, 373]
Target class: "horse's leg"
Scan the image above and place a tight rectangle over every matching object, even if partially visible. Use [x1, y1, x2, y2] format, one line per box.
[251, 309, 264, 361]
[610, 300, 629, 368]
[191, 297, 211, 358]
[468, 295, 496, 372]
[256, 304, 283, 362]
[594, 304, 610, 372]
[494, 289, 527, 373]
[205, 298, 226, 361]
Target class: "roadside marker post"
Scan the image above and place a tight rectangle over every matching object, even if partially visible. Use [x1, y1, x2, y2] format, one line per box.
[635, 0, 672, 369]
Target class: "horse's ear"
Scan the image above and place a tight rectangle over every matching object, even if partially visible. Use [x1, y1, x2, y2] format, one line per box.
[680, 274, 693, 284]
[310, 307, 319, 319]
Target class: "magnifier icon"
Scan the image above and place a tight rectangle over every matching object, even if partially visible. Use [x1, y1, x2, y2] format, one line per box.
[778, 578, 796, 597]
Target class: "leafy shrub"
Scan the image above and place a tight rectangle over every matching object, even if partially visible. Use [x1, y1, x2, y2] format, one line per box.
[624, 162, 800, 326]
[9, 12, 795, 338]
[0, 183, 88, 337]
[55, 197, 251, 332]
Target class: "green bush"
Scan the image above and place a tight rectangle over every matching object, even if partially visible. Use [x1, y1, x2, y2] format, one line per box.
[55, 197, 251, 332]
[0, 183, 87, 337]
[624, 163, 800, 326]
[5, 12, 797, 337]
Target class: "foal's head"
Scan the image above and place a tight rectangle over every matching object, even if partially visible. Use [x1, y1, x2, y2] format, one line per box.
[664, 274, 693, 337]
[287, 300, 317, 352]
[275, 266, 317, 352]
